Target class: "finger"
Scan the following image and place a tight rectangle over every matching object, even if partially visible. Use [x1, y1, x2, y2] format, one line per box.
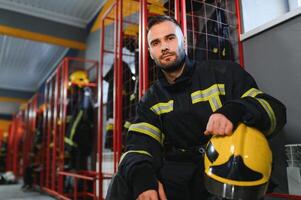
[217, 119, 227, 135]
[158, 181, 167, 200]
[205, 117, 214, 135]
[224, 121, 233, 135]
[212, 118, 221, 135]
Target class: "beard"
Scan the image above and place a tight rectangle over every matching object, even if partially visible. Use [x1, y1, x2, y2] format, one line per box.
[154, 48, 186, 73]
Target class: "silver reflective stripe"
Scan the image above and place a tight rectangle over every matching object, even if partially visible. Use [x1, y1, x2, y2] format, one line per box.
[150, 100, 174, 115]
[209, 96, 222, 112]
[119, 150, 152, 164]
[256, 98, 277, 135]
[191, 84, 225, 111]
[241, 88, 263, 98]
[191, 84, 225, 102]
[129, 122, 163, 145]
[241, 88, 276, 135]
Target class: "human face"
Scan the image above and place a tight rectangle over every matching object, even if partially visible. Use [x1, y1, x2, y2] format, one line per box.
[147, 21, 186, 72]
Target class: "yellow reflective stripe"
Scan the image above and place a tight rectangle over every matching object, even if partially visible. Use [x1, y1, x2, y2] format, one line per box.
[191, 84, 225, 112]
[256, 98, 277, 135]
[106, 123, 113, 131]
[124, 121, 131, 129]
[64, 137, 77, 147]
[208, 96, 223, 112]
[129, 122, 163, 145]
[241, 88, 263, 98]
[150, 100, 174, 115]
[119, 150, 152, 164]
[191, 84, 225, 101]
[70, 110, 83, 141]
[241, 88, 276, 135]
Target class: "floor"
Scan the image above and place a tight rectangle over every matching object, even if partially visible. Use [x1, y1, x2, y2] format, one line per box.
[0, 182, 56, 200]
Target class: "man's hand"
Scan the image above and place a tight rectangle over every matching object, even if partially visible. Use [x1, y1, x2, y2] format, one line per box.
[137, 190, 158, 200]
[204, 113, 233, 136]
[137, 181, 167, 200]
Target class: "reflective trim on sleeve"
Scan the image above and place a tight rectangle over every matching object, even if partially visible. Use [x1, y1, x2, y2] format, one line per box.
[241, 88, 276, 135]
[123, 121, 132, 129]
[241, 88, 263, 98]
[191, 84, 225, 112]
[150, 100, 174, 115]
[129, 122, 164, 145]
[256, 98, 277, 135]
[64, 137, 78, 147]
[70, 109, 83, 141]
[119, 150, 152, 164]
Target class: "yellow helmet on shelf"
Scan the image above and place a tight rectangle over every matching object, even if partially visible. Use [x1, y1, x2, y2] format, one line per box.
[69, 70, 89, 87]
[204, 123, 272, 200]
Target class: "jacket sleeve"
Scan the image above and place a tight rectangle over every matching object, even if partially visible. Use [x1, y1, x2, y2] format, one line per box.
[216, 62, 286, 137]
[118, 98, 163, 199]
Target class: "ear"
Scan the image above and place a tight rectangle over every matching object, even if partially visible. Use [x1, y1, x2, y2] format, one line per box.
[183, 37, 188, 54]
[183, 37, 187, 49]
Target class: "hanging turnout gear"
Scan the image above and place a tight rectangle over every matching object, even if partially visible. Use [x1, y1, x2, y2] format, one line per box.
[204, 123, 272, 200]
[65, 72, 95, 170]
[103, 61, 135, 150]
[200, 5, 234, 61]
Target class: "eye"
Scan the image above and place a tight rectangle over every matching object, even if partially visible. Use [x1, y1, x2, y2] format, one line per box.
[151, 41, 159, 47]
[167, 35, 175, 41]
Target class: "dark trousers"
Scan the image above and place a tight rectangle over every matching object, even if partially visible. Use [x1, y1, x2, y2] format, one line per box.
[23, 166, 34, 186]
[159, 160, 213, 200]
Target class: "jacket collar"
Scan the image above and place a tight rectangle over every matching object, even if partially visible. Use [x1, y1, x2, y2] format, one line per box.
[158, 56, 195, 89]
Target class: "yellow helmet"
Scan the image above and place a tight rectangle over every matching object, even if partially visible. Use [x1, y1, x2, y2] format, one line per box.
[204, 123, 272, 200]
[69, 70, 89, 87]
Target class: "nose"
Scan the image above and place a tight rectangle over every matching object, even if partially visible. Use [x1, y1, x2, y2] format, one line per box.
[160, 42, 169, 51]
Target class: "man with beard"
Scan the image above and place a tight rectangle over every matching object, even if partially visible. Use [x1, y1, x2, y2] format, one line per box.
[107, 16, 286, 200]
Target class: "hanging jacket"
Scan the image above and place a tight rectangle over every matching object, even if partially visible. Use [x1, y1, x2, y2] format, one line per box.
[104, 61, 135, 149]
[118, 58, 286, 199]
[65, 85, 94, 157]
[195, 5, 235, 61]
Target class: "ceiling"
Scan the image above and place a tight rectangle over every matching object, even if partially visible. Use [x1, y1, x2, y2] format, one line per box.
[0, 36, 67, 91]
[0, 0, 105, 117]
[0, 0, 103, 28]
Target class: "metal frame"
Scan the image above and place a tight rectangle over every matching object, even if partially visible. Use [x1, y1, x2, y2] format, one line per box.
[6, 113, 23, 177]
[98, 1, 118, 198]
[235, 0, 244, 66]
[22, 94, 38, 177]
[40, 57, 98, 200]
[8, 1, 248, 199]
[5, 94, 38, 178]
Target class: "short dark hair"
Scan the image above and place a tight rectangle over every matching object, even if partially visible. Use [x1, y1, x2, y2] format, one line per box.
[147, 15, 181, 32]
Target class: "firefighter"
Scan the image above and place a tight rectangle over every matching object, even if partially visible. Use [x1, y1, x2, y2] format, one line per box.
[106, 16, 286, 200]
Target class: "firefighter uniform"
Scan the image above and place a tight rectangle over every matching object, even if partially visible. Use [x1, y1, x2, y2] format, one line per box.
[65, 85, 95, 170]
[116, 58, 286, 200]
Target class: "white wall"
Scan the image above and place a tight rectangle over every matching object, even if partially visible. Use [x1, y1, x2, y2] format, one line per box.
[288, 0, 301, 11]
[241, 0, 289, 32]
